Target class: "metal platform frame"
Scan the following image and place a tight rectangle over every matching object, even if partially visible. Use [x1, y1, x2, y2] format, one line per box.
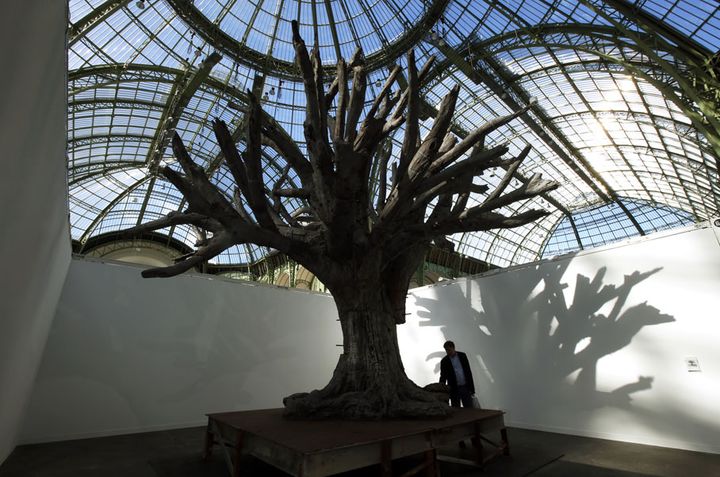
[202, 407, 509, 476]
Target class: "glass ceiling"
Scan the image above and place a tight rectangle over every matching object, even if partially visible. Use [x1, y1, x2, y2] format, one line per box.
[68, 0, 720, 269]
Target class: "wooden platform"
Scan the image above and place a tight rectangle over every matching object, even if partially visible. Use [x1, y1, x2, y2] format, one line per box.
[203, 407, 509, 477]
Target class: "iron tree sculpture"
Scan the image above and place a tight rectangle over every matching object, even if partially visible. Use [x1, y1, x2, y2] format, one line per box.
[124, 22, 558, 419]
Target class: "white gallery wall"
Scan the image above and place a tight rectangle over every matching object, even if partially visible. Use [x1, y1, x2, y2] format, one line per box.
[20, 259, 341, 443]
[0, 1, 70, 464]
[20, 223, 720, 455]
[399, 223, 720, 454]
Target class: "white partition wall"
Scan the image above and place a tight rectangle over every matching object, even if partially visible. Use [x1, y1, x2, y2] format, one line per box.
[399, 223, 720, 454]
[20, 259, 341, 443]
[20, 224, 720, 454]
[0, 1, 70, 464]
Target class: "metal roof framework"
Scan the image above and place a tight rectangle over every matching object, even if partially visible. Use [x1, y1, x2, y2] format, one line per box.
[67, 0, 719, 268]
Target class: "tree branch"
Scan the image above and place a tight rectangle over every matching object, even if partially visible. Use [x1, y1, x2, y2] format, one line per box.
[293, 21, 322, 142]
[389, 55, 436, 124]
[345, 54, 367, 143]
[430, 99, 536, 175]
[232, 188, 256, 224]
[141, 231, 236, 278]
[169, 134, 240, 226]
[333, 58, 347, 144]
[412, 209, 551, 238]
[120, 210, 222, 237]
[407, 84, 460, 182]
[463, 173, 558, 218]
[412, 144, 509, 204]
[449, 178, 473, 218]
[480, 144, 531, 205]
[438, 132, 458, 156]
[292, 21, 334, 183]
[398, 50, 419, 184]
[363, 64, 402, 127]
[259, 114, 313, 184]
[311, 46, 329, 150]
[273, 187, 311, 199]
[212, 119, 249, 194]
[244, 92, 279, 231]
[375, 139, 393, 213]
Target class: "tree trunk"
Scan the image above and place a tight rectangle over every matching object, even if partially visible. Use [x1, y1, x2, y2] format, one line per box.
[283, 276, 450, 419]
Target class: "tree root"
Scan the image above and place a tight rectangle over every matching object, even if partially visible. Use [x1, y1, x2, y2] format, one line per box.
[283, 384, 452, 420]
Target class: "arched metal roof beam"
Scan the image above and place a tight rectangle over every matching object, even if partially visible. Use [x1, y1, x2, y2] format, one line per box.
[471, 19, 712, 81]
[72, 64, 246, 108]
[69, 162, 145, 187]
[433, 21, 719, 162]
[69, 97, 165, 112]
[510, 212, 564, 263]
[77, 175, 151, 248]
[323, 0, 342, 60]
[215, 0, 241, 28]
[68, 0, 128, 46]
[611, 181, 714, 204]
[238, 0, 265, 46]
[165, 0, 450, 77]
[70, 63, 307, 166]
[578, 0, 720, 163]
[144, 52, 221, 174]
[511, 58, 669, 84]
[69, 133, 153, 147]
[335, 0, 363, 52]
[568, 215, 585, 252]
[451, 60, 708, 148]
[451, 24, 697, 91]
[622, 72, 707, 220]
[70, 63, 226, 242]
[355, 0, 390, 48]
[543, 40, 720, 167]
[484, 206, 552, 266]
[547, 104, 715, 219]
[264, 0, 286, 71]
[535, 212, 585, 259]
[70, 64, 182, 83]
[431, 41, 615, 211]
[597, 0, 713, 64]
[431, 2, 717, 235]
[432, 39, 614, 204]
[544, 51, 653, 222]
[432, 23, 642, 73]
[136, 52, 221, 225]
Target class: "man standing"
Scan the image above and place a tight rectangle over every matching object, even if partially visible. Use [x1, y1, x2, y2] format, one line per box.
[439, 340, 476, 408]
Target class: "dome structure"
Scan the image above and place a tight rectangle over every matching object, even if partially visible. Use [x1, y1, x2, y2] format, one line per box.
[68, 0, 720, 270]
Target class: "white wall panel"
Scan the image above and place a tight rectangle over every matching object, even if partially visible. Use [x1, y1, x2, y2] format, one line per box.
[399, 224, 720, 454]
[0, 1, 70, 464]
[20, 259, 340, 443]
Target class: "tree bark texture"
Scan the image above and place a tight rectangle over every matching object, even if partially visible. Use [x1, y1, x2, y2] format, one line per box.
[285, 270, 448, 418]
[120, 21, 559, 419]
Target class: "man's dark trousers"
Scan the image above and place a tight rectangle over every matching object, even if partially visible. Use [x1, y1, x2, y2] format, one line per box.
[450, 384, 473, 408]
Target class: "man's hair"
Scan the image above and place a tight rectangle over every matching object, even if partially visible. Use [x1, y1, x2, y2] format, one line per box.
[443, 340, 455, 349]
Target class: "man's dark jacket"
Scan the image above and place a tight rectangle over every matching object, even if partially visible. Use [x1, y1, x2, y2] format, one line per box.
[439, 351, 475, 394]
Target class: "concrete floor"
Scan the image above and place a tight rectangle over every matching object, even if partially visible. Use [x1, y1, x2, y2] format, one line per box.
[1, 426, 718, 477]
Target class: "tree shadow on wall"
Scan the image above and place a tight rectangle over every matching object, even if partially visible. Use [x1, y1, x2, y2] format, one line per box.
[414, 261, 675, 416]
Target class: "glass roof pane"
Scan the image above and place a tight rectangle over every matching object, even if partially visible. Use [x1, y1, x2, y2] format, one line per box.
[67, 0, 719, 272]
[541, 197, 695, 259]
